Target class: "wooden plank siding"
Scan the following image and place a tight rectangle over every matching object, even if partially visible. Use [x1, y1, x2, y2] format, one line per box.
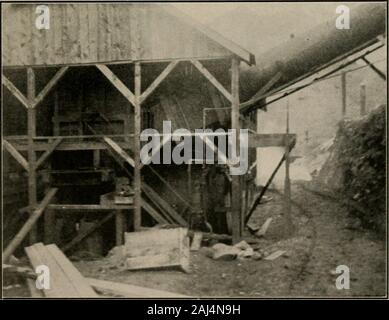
[3, 3, 238, 67]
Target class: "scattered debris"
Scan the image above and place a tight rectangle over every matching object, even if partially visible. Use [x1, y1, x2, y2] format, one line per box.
[212, 243, 241, 261]
[264, 250, 287, 261]
[233, 240, 251, 250]
[237, 247, 254, 260]
[255, 218, 273, 237]
[252, 252, 263, 260]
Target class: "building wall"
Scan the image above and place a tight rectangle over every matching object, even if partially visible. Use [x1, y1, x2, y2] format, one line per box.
[3, 3, 232, 67]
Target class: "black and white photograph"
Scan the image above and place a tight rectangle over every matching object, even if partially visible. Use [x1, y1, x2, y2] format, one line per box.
[1, 1, 387, 302]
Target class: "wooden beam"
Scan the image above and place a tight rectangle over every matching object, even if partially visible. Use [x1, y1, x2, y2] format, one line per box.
[27, 67, 38, 244]
[3, 188, 58, 262]
[96, 64, 135, 106]
[3, 140, 29, 172]
[230, 57, 241, 244]
[248, 133, 297, 148]
[48, 204, 133, 211]
[142, 182, 188, 226]
[25, 243, 98, 297]
[35, 138, 63, 169]
[361, 56, 386, 81]
[190, 59, 232, 102]
[140, 61, 179, 103]
[32, 67, 69, 108]
[87, 277, 189, 298]
[102, 137, 135, 167]
[115, 210, 126, 246]
[10, 140, 133, 152]
[2, 74, 30, 109]
[61, 212, 115, 252]
[134, 62, 142, 230]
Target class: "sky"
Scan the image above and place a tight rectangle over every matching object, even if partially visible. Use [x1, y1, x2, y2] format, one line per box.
[172, 2, 347, 24]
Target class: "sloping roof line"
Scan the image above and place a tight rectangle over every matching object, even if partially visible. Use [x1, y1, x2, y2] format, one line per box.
[161, 4, 256, 66]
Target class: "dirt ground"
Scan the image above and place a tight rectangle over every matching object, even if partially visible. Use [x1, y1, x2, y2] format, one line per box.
[3, 182, 387, 298]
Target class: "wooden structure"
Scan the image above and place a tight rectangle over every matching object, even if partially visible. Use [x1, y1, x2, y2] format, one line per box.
[124, 228, 189, 272]
[2, 3, 295, 250]
[25, 243, 98, 297]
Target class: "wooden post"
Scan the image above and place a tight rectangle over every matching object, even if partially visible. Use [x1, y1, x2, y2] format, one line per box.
[44, 194, 56, 244]
[341, 71, 347, 118]
[27, 67, 38, 244]
[283, 99, 292, 236]
[231, 57, 241, 244]
[115, 210, 126, 245]
[3, 188, 58, 262]
[360, 83, 367, 116]
[53, 89, 60, 135]
[133, 62, 142, 230]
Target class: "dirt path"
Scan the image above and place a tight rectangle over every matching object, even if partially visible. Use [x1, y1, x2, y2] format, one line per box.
[288, 184, 386, 297]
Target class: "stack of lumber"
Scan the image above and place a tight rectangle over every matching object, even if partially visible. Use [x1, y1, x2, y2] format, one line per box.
[24, 243, 189, 298]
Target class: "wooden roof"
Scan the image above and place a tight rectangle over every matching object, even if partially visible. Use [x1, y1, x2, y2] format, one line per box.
[2, 3, 255, 67]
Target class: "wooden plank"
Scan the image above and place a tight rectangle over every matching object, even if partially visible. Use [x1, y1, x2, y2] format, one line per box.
[2, 75, 30, 109]
[142, 182, 187, 226]
[11, 140, 133, 152]
[25, 243, 78, 297]
[3, 140, 29, 172]
[27, 67, 38, 244]
[191, 59, 232, 102]
[361, 56, 386, 81]
[96, 64, 135, 106]
[45, 244, 98, 297]
[3, 188, 58, 262]
[32, 67, 69, 108]
[126, 253, 187, 271]
[248, 133, 297, 148]
[133, 62, 142, 230]
[61, 212, 115, 252]
[87, 277, 189, 298]
[190, 232, 202, 251]
[115, 210, 126, 246]
[48, 204, 132, 211]
[140, 60, 179, 103]
[230, 57, 241, 244]
[35, 138, 63, 169]
[264, 250, 287, 261]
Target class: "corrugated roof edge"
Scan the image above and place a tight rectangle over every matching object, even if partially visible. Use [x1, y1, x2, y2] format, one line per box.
[160, 3, 256, 66]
